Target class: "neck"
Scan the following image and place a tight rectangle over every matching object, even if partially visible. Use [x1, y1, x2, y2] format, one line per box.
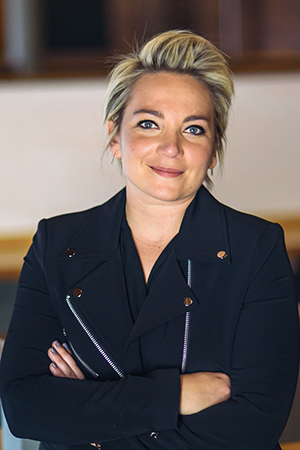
[125, 188, 195, 245]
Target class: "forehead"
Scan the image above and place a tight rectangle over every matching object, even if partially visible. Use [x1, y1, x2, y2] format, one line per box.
[127, 72, 213, 111]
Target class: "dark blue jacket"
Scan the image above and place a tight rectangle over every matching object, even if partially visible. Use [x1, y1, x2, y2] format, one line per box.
[0, 186, 299, 450]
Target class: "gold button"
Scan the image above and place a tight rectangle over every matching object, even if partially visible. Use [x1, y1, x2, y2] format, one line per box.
[73, 288, 82, 298]
[183, 297, 193, 306]
[217, 250, 227, 259]
[66, 248, 76, 257]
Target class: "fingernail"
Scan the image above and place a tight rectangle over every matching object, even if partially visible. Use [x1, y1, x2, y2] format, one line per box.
[50, 347, 57, 354]
[63, 342, 70, 351]
[51, 362, 58, 369]
[54, 340, 61, 347]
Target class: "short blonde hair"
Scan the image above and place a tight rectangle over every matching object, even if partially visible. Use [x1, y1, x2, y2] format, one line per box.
[104, 30, 234, 181]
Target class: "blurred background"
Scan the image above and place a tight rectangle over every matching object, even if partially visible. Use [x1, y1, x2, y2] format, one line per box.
[0, 0, 300, 448]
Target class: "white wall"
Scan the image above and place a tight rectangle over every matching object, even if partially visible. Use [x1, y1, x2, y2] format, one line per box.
[0, 78, 125, 235]
[213, 72, 300, 216]
[1, 72, 300, 236]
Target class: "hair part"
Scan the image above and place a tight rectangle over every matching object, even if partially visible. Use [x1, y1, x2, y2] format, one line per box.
[103, 30, 234, 185]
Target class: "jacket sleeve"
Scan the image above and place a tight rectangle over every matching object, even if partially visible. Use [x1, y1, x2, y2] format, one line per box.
[135, 223, 299, 450]
[0, 220, 298, 450]
[0, 219, 180, 446]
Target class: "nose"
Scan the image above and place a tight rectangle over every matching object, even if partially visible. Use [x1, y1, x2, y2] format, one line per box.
[156, 132, 182, 158]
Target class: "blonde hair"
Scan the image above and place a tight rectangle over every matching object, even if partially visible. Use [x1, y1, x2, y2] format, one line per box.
[104, 30, 234, 182]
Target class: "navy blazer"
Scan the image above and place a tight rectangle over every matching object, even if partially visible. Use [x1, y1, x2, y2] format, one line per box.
[0, 186, 299, 450]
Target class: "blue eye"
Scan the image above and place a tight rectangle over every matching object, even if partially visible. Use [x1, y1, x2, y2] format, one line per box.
[137, 120, 158, 129]
[185, 125, 205, 135]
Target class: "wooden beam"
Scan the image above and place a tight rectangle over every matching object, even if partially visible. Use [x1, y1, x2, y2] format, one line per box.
[0, 236, 32, 280]
[281, 443, 300, 450]
[264, 216, 300, 256]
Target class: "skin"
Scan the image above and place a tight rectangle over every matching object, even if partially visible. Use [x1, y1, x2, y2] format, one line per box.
[48, 72, 231, 415]
[110, 72, 217, 207]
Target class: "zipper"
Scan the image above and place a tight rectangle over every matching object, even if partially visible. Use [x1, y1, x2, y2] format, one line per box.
[181, 259, 191, 374]
[66, 295, 125, 378]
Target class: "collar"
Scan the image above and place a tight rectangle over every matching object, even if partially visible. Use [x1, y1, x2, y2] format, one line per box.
[61, 186, 231, 265]
[175, 186, 231, 264]
[60, 188, 126, 260]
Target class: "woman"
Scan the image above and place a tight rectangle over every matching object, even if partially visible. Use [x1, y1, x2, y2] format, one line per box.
[0, 30, 298, 450]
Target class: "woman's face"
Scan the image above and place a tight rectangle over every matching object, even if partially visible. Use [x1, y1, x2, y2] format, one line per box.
[109, 72, 216, 205]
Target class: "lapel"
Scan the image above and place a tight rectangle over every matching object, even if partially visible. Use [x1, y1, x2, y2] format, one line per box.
[127, 249, 198, 345]
[175, 185, 232, 263]
[59, 186, 232, 362]
[60, 188, 126, 261]
[57, 189, 132, 368]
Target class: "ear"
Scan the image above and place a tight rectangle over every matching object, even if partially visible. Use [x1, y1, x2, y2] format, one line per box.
[107, 121, 121, 159]
[210, 148, 217, 170]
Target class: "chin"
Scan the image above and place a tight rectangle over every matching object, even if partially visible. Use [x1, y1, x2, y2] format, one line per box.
[147, 189, 191, 203]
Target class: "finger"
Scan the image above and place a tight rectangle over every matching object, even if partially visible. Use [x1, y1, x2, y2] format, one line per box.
[62, 342, 72, 355]
[52, 341, 85, 379]
[52, 340, 85, 380]
[47, 347, 78, 379]
[49, 361, 68, 378]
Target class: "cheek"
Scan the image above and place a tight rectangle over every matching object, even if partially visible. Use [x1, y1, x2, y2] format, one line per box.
[189, 146, 214, 167]
[127, 137, 152, 156]
[120, 143, 141, 173]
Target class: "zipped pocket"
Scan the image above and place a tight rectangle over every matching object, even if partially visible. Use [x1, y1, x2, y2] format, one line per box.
[181, 312, 190, 374]
[66, 295, 125, 378]
[181, 259, 192, 374]
[69, 341, 99, 378]
[62, 327, 99, 378]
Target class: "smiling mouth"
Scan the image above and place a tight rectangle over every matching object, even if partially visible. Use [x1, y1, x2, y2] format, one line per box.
[149, 166, 184, 178]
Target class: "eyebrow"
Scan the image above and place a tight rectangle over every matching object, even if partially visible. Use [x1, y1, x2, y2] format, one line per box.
[133, 110, 210, 123]
[184, 115, 210, 123]
[133, 109, 164, 118]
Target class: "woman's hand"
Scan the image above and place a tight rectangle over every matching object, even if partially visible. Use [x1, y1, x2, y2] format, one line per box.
[179, 372, 231, 415]
[48, 342, 230, 414]
[48, 340, 85, 380]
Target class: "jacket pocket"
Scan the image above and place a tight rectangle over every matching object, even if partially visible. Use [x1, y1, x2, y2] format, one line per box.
[65, 295, 126, 378]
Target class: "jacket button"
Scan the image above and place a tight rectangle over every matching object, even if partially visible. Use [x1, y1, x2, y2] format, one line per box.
[217, 250, 227, 259]
[183, 297, 193, 306]
[150, 432, 159, 439]
[66, 248, 76, 257]
[73, 288, 82, 298]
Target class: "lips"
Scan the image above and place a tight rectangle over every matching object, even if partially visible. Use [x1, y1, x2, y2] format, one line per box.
[149, 165, 184, 178]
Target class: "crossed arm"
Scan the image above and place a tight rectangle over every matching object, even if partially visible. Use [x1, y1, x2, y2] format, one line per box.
[1, 220, 298, 449]
[48, 339, 231, 415]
